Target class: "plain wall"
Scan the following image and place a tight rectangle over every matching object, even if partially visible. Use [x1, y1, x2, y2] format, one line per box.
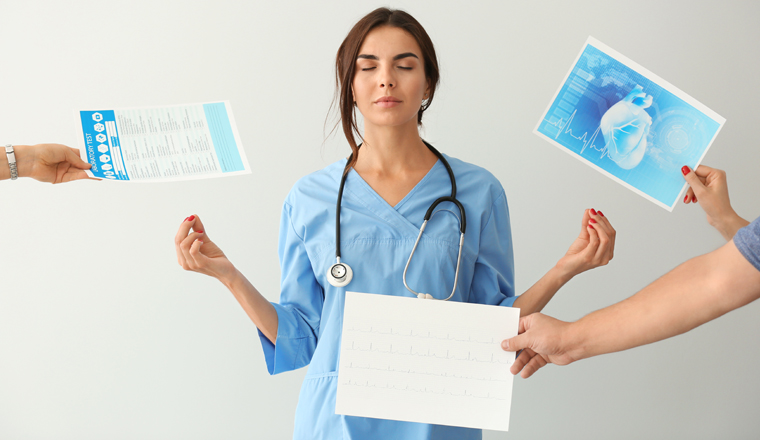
[1, 1, 759, 438]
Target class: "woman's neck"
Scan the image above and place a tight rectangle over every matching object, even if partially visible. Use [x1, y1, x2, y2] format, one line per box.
[354, 121, 435, 176]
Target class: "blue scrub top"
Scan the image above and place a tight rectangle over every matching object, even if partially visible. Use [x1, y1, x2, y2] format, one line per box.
[258, 154, 516, 439]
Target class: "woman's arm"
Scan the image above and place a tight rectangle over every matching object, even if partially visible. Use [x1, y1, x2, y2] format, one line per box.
[175, 215, 278, 343]
[513, 209, 616, 316]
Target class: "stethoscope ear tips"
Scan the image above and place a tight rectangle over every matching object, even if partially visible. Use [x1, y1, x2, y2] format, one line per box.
[327, 262, 353, 287]
[416, 293, 434, 299]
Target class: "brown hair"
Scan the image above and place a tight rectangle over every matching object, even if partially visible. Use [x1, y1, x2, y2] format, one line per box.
[334, 8, 440, 171]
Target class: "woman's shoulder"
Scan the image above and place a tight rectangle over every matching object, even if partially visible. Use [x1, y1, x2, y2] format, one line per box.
[442, 154, 506, 203]
[284, 159, 346, 207]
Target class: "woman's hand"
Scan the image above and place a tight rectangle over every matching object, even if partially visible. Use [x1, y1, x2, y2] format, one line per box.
[13, 144, 95, 183]
[555, 208, 616, 279]
[682, 165, 749, 241]
[175, 215, 237, 284]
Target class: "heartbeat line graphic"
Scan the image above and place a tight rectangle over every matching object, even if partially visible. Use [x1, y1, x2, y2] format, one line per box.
[544, 109, 608, 158]
[348, 326, 497, 345]
[346, 362, 511, 382]
[346, 341, 512, 365]
[341, 379, 508, 401]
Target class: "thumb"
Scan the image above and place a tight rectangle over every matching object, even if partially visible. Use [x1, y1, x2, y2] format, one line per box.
[67, 147, 92, 169]
[501, 332, 531, 352]
[681, 165, 705, 196]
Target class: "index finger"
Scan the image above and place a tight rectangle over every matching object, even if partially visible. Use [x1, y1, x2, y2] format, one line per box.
[175, 215, 198, 246]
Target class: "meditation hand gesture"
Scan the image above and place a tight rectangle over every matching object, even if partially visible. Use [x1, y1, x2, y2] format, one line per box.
[556, 208, 616, 278]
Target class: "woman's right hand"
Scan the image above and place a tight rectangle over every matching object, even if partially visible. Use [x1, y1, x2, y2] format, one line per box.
[175, 215, 237, 284]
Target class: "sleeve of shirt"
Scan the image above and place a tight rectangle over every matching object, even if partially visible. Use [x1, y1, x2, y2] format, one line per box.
[469, 189, 517, 307]
[258, 201, 324, 375]
[733, 216, 760, 272]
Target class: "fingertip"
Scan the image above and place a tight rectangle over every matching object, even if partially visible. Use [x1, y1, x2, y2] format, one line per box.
[501, 340, 509, 350]
[681, 165, 690, 176]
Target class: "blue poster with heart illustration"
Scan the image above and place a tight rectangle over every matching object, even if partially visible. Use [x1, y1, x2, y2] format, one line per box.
[534, 37, 725, 211]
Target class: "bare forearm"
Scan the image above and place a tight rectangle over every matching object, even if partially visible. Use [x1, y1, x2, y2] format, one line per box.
[222, 269, 279, 344]
[513, 265, 573, 316]
[568, 241, 760, 360]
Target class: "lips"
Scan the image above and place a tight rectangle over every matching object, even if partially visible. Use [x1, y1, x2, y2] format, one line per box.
[375, 96, 401, 103]
[374, 96, 401, 108]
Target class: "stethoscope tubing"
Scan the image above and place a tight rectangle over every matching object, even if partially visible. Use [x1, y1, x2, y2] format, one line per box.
[330, 141, 466, 299]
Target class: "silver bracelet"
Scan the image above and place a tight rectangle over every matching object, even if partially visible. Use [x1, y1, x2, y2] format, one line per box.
[5, 144, 18, 180]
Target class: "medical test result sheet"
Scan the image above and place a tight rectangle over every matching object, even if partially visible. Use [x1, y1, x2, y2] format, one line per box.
[76, 101, 250, 182]
[337, 292, 521, 432]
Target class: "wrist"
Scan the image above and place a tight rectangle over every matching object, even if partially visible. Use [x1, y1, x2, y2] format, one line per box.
[12, 145, 34, 178]
[714, 211, 749, 240]
[219, 266, 242, 290]
[563, 320, 590, 362]
[551, 262, 576, 286]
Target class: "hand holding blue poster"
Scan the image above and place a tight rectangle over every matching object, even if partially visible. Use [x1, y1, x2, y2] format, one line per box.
[534, 37, 725, 211]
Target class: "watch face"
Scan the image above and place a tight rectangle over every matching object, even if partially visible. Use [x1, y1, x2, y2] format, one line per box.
[331, 264, 346, 278]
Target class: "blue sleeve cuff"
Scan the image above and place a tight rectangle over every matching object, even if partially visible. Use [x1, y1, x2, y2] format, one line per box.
[257, 302, 315, 375]
[498, 294, 518, 308]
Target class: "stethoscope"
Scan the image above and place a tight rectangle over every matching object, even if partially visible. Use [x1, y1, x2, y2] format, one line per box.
[327, 141, 467, 300]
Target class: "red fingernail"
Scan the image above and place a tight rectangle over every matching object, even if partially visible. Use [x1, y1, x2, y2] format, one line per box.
[590, 208, 597, 216]
[188, 215, 195, 221]
[681, 166, 690, 175]
[692, 197, 697, 203]
[598, 211, 604, 217]
[589, 219, 597, 224]
[196, 230, 204, 234]
[684, 195, 689, 203]
[183, 217, 189, 222]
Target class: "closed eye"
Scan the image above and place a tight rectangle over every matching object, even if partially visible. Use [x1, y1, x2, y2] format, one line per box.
[361, 67, 376, 71]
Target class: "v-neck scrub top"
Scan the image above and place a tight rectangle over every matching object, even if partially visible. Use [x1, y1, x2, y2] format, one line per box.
[258, 154, 516, 439]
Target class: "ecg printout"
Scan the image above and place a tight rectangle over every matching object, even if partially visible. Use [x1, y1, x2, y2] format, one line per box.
[76, 101, 250, 182]
[336, 292, 520, 432]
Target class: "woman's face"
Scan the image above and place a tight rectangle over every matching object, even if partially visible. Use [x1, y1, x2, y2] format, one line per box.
[353, 26, 429, 132]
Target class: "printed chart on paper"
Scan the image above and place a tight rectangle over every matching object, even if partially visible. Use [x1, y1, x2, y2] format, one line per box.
[337, 292, 520, 431]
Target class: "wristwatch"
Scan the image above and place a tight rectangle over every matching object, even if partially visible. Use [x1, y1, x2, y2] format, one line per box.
[5, 144, 18, 180]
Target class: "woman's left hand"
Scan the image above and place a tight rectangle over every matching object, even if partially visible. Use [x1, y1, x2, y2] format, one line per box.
[555, 208, 616, 278]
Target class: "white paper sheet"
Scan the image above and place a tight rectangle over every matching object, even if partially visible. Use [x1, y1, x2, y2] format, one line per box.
[336, 291, 520, 432]
[75, 101, 250, 182]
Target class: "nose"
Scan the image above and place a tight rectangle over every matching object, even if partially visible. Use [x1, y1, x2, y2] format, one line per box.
[379, 65, 395, 88]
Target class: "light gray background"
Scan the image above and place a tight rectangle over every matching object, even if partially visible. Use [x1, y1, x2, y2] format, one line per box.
[1, 1, 758, 438]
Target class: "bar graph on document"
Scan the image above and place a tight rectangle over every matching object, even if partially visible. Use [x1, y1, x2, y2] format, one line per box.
[336, 292, 520, 432]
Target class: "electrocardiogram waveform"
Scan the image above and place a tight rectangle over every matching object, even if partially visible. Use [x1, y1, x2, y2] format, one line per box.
[345, 340, 512, 365]
[345, 362, 510, 382]
[544, 109, 607, 158]
[348, 326, 498, 345]
[341, 378, 507, 401]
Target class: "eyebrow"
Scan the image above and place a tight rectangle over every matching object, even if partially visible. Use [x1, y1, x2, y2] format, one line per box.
[356, 52, 419, 61]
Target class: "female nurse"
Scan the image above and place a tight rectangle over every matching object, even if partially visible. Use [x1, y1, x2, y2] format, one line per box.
[174, 8, 616, 440]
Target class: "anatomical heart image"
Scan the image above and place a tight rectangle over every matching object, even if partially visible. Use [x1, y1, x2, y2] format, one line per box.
[534, 37, 724, 211]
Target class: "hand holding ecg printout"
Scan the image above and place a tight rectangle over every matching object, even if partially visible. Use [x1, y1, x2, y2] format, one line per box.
[76, 101, 250, 182]
[336, 292, 520, 432]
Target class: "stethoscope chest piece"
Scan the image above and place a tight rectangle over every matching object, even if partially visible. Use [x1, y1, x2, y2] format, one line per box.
[327, 259, 353, 287]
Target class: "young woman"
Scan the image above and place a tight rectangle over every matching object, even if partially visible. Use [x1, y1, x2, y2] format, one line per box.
[174, 8, 616, 439]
